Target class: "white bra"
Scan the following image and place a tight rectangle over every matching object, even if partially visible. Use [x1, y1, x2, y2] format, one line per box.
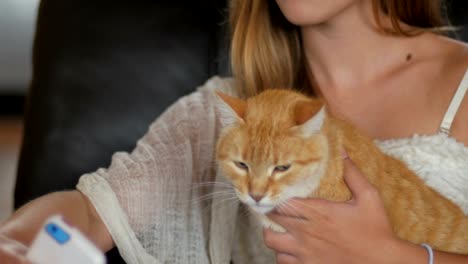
[376, 69, 468, 214]
[438, 69, 468, 135]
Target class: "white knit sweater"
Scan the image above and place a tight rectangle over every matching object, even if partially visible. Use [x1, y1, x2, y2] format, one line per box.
[77, 76, 468, 264]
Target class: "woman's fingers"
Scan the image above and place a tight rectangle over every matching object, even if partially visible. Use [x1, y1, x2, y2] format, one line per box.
[0, 234, 32, 264]
[262, 156, 398, 264]
[276, 252, 300, 264]
[342, 156, 378, 202]
[267, 211, 309, 234]
[263, 227, 299, 254]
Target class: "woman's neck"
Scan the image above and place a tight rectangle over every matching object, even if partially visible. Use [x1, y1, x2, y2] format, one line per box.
[301, 2, 419, 92]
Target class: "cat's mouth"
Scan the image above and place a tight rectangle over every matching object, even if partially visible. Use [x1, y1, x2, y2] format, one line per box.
[248, 204, 276, 214]
[234, 190, 277, 214]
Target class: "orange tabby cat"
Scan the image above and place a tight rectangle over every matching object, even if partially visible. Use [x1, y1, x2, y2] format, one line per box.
[215, 89, 468, 254]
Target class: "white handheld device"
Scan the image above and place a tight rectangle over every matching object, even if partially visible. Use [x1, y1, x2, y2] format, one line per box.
[26, 215, 106, 264]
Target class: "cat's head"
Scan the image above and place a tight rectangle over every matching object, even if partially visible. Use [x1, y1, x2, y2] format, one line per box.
[215, 89, 329, 214]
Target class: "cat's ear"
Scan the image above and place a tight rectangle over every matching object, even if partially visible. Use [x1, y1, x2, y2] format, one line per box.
[293, 102, 326, 136]
[214, 91, 247, 125]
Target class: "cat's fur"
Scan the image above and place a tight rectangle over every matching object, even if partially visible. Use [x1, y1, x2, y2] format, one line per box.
[215, 89, 468, 254]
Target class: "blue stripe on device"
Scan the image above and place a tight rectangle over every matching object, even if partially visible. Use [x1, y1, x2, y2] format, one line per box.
[45, 223, 70, 245]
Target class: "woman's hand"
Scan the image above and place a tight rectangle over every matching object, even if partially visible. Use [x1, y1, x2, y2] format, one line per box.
[263, 157, 411, 264]
[0, 233, 31, 264]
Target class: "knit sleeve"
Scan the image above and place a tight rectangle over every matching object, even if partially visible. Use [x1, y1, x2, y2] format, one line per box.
[77, 77, 231, 264]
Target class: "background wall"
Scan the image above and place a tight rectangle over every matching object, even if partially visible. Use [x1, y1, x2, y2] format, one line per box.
[0, 0, 39, 93]
[0, 120, 22, 221]
[0, 0, 38, 221]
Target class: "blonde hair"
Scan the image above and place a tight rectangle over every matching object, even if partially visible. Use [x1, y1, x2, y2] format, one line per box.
[229, 0, 449, 97]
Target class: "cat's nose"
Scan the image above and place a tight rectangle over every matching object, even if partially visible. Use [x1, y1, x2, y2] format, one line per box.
[249, 193, 265, 203]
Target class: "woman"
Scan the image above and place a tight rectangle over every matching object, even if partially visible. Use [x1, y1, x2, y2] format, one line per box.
[1, 0, 467, 263]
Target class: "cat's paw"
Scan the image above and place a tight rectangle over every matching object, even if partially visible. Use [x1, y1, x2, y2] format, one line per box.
[261, 215, 286, 233]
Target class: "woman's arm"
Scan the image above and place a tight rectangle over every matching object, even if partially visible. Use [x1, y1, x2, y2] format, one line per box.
[0, 77, 231, 263]
[395, 241, 468, 264]
[263, 158, 468, 264]
[0, 191, 114, 254]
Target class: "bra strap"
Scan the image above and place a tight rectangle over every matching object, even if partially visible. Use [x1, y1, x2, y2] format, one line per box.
[439, 69, 468, 135]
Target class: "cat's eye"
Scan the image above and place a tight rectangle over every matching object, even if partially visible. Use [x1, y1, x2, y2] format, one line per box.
[274, 165, 291, 173]
[234, 161, 249, 171]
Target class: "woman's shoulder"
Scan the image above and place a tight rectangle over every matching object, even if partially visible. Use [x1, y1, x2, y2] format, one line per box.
[197, 75, 239, 96]
[149, 76, 239, 131]
[438, 37, 468, 145]
[163, 76, 238, 116]
[420, 35, 468, 145]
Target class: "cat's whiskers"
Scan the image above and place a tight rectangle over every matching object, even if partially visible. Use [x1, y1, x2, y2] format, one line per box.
[287, 199, 317, 210]
[176, 181, 234, 202]
[201, 195, 240, 216]
[276, 200, 307, 220]
[199, 189, 237, 202]
[189, 190, 237, 204]
[237, 205, 250, 219]
[176, 188, 237, 207]
[188, 182, 233, 192]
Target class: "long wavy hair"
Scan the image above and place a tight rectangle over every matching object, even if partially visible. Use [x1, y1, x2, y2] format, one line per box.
[229, 0, 449, 97]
